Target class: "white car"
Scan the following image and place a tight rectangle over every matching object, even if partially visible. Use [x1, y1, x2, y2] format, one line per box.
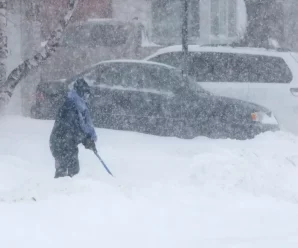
[145, 45, 298, 134]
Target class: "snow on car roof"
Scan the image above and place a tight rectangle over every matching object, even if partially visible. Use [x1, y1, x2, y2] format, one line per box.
[144, 45, 289, 60]
[65, 59, 180, 84]
[90, 59, 178, 70]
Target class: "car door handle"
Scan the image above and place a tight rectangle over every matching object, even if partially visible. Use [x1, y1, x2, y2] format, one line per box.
[290, 88, 298, 97]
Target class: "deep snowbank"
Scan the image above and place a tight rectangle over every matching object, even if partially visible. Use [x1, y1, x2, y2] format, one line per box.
[1, 115, 298, 248]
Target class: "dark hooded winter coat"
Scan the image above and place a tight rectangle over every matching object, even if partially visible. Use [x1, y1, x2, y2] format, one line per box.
[50, 89, 97, 158]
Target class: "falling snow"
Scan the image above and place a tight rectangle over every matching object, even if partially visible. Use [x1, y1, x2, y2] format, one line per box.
[2, 1, 298, 248]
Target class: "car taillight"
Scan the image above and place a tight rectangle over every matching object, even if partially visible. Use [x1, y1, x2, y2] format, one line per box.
[36, 91, 45, 101]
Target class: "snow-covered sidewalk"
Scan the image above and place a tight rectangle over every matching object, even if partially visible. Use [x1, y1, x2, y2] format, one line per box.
[1, 115, 298, 248]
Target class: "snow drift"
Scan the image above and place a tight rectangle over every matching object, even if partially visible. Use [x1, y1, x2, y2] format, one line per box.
[1, 115, 298, 248]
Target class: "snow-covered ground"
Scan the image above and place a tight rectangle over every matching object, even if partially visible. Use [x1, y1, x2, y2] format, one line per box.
[1, 115, 298, 248]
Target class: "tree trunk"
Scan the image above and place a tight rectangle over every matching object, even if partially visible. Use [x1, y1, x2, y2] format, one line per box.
[0, 0, 7, 86]
[0, 0, 78, 113]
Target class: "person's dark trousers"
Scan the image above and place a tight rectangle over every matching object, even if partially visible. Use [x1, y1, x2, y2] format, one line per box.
[53, 146, 80, 178]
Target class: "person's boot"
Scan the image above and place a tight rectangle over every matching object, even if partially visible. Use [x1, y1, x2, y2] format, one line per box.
[68, 166, 80, 178]
[54, 167, 68, 178]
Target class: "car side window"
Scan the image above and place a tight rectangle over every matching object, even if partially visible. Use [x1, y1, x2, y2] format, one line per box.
[93, 64, 122, 86]
[189, 53, 221, 82]
[95, 64, 148, 90]
[142, 65, 180, 94]
[112, 63, 176, 93]
[120, 64, 144, 89]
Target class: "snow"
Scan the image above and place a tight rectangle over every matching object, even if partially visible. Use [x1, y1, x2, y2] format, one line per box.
[290, 52, 298, 63]
[86, 18, 126, 24]
[1, 115, 298, 247]
[41, 41, 47, 47]
[144, 45, 291, 61]
[269, 38, 281, 49]
[89, 59, 177, 71]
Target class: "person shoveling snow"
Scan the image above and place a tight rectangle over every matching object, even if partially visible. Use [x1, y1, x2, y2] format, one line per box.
[49, 78, 97, 178]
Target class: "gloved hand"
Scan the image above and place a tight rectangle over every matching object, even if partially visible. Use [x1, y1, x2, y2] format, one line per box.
[83, 137, 96, 151]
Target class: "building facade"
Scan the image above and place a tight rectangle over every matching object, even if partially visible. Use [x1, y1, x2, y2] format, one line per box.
[283, 0, 298, 50]
[39, 0, 112, 40]
[16, 0, 249, 51]
[6, 0, 296, 115]
[239, 0, 285, 48]
[151, 0, 247, 46]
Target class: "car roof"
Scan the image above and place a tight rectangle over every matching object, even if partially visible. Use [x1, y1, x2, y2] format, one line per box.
[65, 59, 180, 84]
[144, 45, 291, 60]
[89, 59, 178, 70]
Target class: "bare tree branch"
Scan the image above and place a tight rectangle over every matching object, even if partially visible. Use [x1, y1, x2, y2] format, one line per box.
[0, 0, 79, 113]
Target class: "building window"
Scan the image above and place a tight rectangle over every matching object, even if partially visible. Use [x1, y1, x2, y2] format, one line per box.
[152, 0, 181, 45]
[219, 0, 228, 35]
[228, 0, 237, 37]
[211, 0, 237, 38]
[211, 0, 220, 36]
[152, 0, 200, 45]
[189, 0, 200, 38]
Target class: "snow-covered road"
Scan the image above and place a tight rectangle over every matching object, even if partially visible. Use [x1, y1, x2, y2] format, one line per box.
[1, 115, 298, 248]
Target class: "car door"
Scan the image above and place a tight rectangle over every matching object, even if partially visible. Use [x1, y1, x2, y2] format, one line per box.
[111, 63, 170, 135]
[245, 53, 298, 134]
[188, 52, 250, 102]
[91, 62, 163, 133]
[136, 64, 184, 136]
[110, 63, 150, 132]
